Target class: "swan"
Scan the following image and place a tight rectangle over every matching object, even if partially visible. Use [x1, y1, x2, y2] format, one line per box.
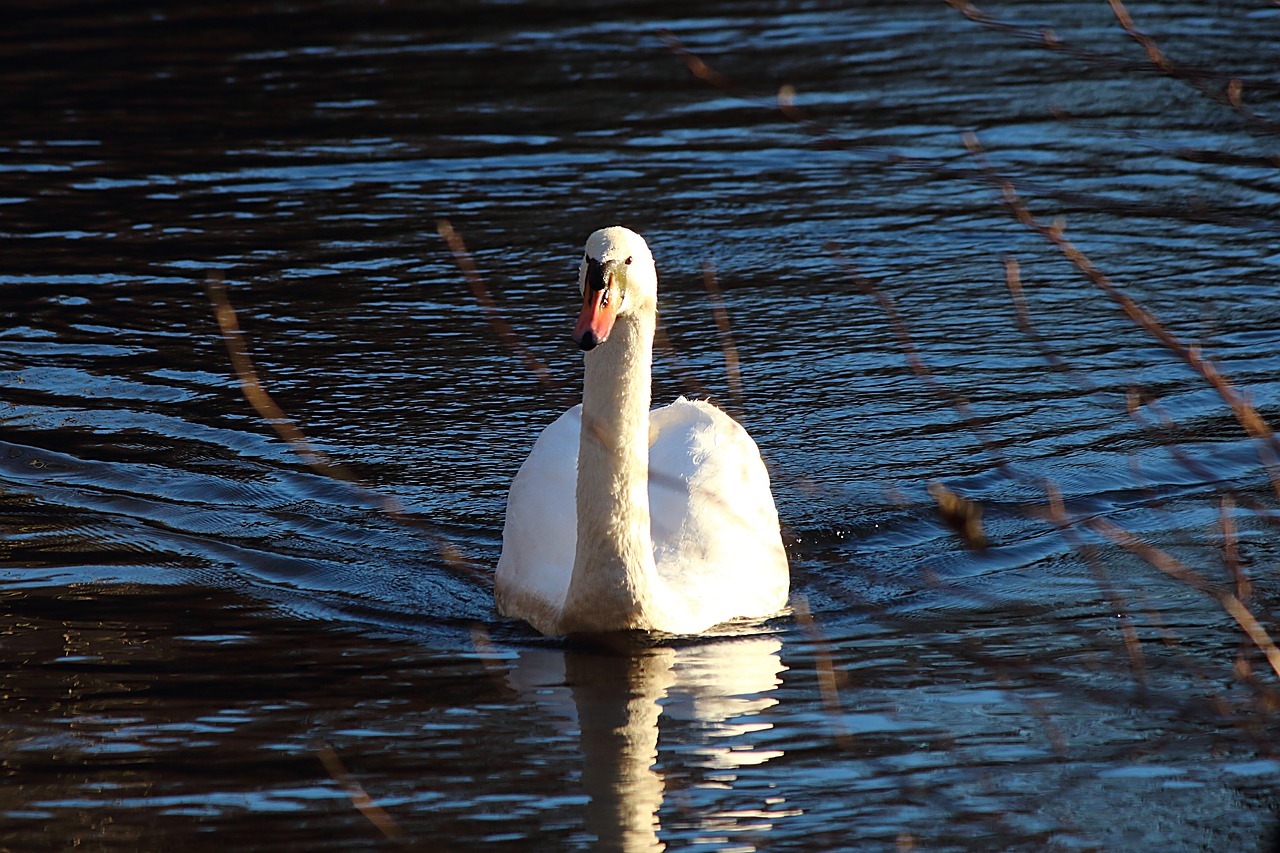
[495, 226, 789, 636]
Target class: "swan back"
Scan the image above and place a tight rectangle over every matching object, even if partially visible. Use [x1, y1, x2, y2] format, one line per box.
[647, 398, 789, 630]
[496, 398, 789, 636]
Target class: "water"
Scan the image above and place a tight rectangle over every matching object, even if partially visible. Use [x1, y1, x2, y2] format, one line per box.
[4, 1, 1280, 849]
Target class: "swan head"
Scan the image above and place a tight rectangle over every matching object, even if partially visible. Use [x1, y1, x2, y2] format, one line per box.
[573, 226, 657, 351]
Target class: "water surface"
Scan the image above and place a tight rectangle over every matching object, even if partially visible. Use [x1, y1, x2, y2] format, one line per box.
[4, 1, 1280, 850]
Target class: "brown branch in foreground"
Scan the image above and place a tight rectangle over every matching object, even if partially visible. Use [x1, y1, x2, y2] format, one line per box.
[945, 0, 1280, 134]
[205, 271, 491, 589]
[436, 219, 566, 402]
[1087, 517, 1280, 683]
[792, 596, 853, 750]
[1009, 257, 1280, 537]
[964, 132, 1280, 501]
[1106, 0, 1280, 135]
[701, 261, 744, 414]
[206, 271, 348, 478]
[316, 743, 408, 843]
[1220, 495, 1250, 603]
[826, 244, 1019, 482]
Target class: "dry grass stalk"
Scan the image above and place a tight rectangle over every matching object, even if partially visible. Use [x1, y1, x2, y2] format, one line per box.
[206, 271, 348, 478]
[205, 271, 491, 588]
[700, 261, 744, 414]
[315, 743, 408, 843]
[436, 219, 566, 402]
[792, 596, 853, 750]
[1086, 516, 1280, 682]
[963, 131, 1280, 502]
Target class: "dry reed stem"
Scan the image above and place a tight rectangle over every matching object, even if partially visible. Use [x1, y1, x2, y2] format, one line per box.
[1106, 0, 1280, 134]
[1220, 495, 1251, 602]
[963, 132, 1280, 502]
[1086, 517, 1280, 682]
[436, 219, 567, 402]
[315, 743, 408, 843]
[792, 596, 853, 750]
[206, 271, 351, 479]
[204, 271, 491, 588]
[1041, 483, 1149, 686]
[700, 261, 745, 414]
[947, 0, 1280, 134]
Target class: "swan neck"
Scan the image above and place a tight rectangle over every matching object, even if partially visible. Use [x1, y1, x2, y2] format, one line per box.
[563, 310, 658, 633]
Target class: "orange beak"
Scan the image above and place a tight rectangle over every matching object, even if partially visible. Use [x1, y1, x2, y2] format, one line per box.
[572, 279, 617, 351]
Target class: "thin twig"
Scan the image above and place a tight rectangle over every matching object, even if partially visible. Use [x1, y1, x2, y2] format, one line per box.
[1087, 517, 1280, 682]
[206, 271, 349, 478]
[792, 596, 852, 749]
[701, 261, 744, 414]
[964, 132, 1280, 501]
[205, 271, 491, 588]
[1106, 0, 1280, 134]
[316, 743, 408, 843]
[437, 219, 567, 401]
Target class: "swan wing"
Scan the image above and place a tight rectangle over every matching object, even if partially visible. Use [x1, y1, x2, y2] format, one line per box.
[647, 398, 789, 629]
[495, 406, 581, 632]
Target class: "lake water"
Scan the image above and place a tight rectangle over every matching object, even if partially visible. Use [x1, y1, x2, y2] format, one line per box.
[4, 1, 1280, 850]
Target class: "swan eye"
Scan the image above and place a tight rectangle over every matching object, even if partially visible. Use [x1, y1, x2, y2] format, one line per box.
[625, 256, 632, 265]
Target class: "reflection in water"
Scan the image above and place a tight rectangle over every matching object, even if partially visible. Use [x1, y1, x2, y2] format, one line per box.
[508, 638, 786, 851]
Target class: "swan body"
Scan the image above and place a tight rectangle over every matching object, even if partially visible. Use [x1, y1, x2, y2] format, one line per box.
[495, 226, 789, 636]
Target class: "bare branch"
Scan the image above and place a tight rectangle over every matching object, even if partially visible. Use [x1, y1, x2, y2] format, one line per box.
[437, 219, 565, 400]
[316, 743, 408, 843]
[701, 261, 744, 414]
[964, 132, 1280, 500]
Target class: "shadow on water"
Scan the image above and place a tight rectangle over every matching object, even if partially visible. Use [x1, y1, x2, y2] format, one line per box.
[4, 0, 1280, 849]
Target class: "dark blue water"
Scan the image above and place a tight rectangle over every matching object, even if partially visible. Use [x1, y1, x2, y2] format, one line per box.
[4, 1, 1280, 850]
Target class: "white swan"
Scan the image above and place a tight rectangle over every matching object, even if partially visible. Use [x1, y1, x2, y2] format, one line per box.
[495, 226, 789, 636]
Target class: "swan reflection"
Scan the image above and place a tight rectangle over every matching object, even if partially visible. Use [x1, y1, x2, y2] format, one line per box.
[507, 636, 788, 851]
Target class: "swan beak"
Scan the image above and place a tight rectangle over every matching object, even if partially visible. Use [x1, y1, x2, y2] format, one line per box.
[573, 275, 618, 351]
